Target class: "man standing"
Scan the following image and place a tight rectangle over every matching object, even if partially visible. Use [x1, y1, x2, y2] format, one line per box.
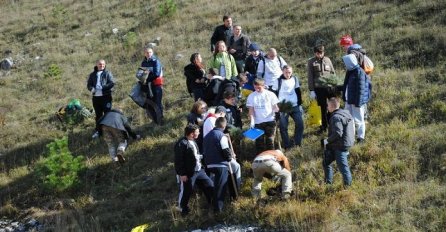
[87, 59, 115, 139]
[276, 66, 304, 148]
[244, 43, 264, 76]
[307, 45, 336, 133]
[257, 48, 287, 90]
[203, 117, 233, 213]
[99, 108, 140, 163]
[251, 149, 292, 199]
[323, 97, 355, 187]
[228, 25, 251, 73]
[210, 15, 233, 52]
[247, 78, 280, 154]
[174, 124, 214, 216]
[342, 54, 370, 143]
[137, 47, 164, 123]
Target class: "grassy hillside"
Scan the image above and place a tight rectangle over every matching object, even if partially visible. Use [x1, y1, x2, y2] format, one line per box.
[1, 0, 445, 231]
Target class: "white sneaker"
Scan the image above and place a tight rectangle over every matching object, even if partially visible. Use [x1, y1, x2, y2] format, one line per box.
[92, 131, 100, 139]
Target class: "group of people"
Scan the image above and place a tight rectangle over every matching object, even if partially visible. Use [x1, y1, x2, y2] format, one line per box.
[83, 14, 373, 216]
[174, 15, 373, 216]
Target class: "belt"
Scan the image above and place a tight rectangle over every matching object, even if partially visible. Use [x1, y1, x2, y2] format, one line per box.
[254, 158, 275, 163]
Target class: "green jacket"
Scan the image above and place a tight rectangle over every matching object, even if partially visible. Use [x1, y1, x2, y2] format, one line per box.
[208, 52, 238, 79]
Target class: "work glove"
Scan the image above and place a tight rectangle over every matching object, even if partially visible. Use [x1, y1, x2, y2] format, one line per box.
[323, 138, 328, 148]
[310, 91, 316, 99]
[91, 88, 96, 94]
[250, 119, 255, 129]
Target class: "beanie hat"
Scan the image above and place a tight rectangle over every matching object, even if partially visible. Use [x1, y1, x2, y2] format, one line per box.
[249, 43, 261, 51]
[342, 54, 359, 71]
[215, 106, 227, 114]
[339, 35, 353, 46]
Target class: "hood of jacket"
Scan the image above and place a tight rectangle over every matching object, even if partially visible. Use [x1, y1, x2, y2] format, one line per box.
[342, 54, 359, 71]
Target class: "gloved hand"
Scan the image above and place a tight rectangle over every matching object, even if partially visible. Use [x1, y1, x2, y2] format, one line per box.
[91, 88, 96, 94]
[323, 139, 328, 147]
[310, 91, 316, 99]
[250, 120, 255, 129]
[299, 105, 303, 113]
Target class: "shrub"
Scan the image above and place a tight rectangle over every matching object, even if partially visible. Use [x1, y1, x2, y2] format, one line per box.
[123, 31, 138, 48]
[36, 137, 85, 192]
[159, 0, 177, 18]
[44, 64, 63, 79]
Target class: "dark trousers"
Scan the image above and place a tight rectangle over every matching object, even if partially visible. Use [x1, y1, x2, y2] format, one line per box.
[152, 85, 163, 119]
[208, 166, 228, 213]
[92, 95, 112, 132]
[315, 87, 334, 130]
[255, 121, 276, 154]
[178, 169, 214, 213]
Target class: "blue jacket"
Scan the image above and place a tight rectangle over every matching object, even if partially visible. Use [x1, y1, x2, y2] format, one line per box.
[203, 128, 232, 166]
[140, 56, 162, 82]
[342, 66, 370, 107]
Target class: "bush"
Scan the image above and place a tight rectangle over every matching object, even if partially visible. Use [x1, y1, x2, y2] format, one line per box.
[44, 64, 63, 79]
[159, 0, 177, 18]
[36, 137, 85, 192]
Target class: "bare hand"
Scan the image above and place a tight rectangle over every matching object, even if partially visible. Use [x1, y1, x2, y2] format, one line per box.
[229, 49, 236, 54]
[180, 176, 188, 182]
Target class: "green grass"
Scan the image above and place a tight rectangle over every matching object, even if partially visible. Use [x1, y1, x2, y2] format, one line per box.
[0, 0, 445, 231]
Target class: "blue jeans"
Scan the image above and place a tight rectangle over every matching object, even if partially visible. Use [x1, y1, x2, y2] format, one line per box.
[279, 106, 304, 148]
[323, 149, 352, 186]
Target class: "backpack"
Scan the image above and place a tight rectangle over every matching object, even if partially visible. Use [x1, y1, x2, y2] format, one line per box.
[260, 55, 283, 78]
[203, 78, 223, 106]
[363, 55, 374, 75]
[216, 78, 240, 102]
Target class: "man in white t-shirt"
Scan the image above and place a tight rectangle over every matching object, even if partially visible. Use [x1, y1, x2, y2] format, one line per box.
[246, 78, 280, 154]
[256, 48, 287, 90]
[276, 66, 304, 149]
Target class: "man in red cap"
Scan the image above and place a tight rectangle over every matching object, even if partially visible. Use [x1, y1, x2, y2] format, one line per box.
[339, 35, 353, 53]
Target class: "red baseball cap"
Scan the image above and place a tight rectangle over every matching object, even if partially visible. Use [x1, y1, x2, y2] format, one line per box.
[339, 35, 353, 46]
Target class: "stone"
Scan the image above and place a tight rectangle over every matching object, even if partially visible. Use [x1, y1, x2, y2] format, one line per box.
[0, 58, 13, 71]
[147, 43, 157, 48]
[112, 28, 119, 34]
[175, 53, 183, 60]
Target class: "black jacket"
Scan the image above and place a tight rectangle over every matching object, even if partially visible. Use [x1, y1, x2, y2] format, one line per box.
[244, 52, 265, 75]
[210, 25, 232, 52]
[174, 137, 199, 178]
[219, 101, 242, 130]
[184, 63, 206, 94]
[87, 66, 115, 95]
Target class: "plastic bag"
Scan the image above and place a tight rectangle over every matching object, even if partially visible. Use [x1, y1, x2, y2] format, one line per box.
[129, 83, 147, 108]
[363, 55, 374, 74]
[307, 100, 322, 127]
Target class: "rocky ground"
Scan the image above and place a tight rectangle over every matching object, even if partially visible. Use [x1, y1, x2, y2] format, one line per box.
[0, 218, 42, 232]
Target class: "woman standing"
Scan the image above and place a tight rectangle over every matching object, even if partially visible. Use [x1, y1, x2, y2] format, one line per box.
[184, 53, 207, 101]
[208, 41, 238, 80]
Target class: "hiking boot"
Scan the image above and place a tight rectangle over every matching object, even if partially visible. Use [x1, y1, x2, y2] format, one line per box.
[282, 193, 291, 200]
[116, 150, 126, 164]
[356, 138, 365, 144]
[92, 131, 100, 139]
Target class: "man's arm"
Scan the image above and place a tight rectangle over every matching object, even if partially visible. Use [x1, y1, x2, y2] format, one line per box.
[220, 135, 232, 161]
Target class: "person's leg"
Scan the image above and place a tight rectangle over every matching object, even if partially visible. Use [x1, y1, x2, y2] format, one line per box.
[193, 88, 204, 102]
[255, 123, 267, 154]
[335, 150, 352, 186]
[264, 121, 277, 150]
[195, 169, 214, 205]
[345, 103, 365, 140]
[322, 149, 336, 184]
[178, 175, 193, 215]
[209, 167, 228, 213]
[102, 126, 117, 161]
[290, 106, 304, 147]
[279, 112, 291, 149]
[251, 162, 266, 198]
[92, 96, 104, 133]
[229, 159, 241, 191]
[315, 88, 328, 131]
[115, 130, 128, 163]
[153, 85, 164, 119]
